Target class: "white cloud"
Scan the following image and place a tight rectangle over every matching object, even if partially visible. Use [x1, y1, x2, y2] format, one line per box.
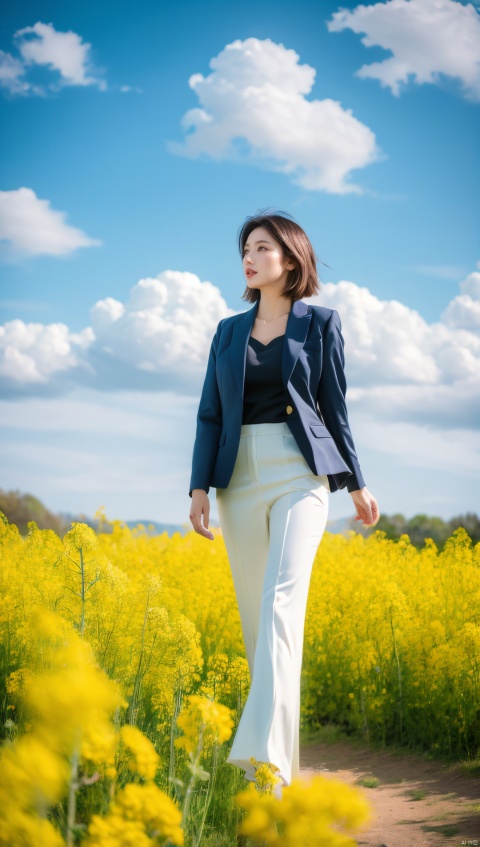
[0, 21, 106, 95]
[0, 271, 235, 395]
[0, 188, 102, 259]
[327, 0, 480, 101]
[307, 267, 480, 429]
[0, 320, 94, 384]
[1, 264, 478, 435]
[441, 268, 480, 332]
[167, 37, 383, 195]
[313, 276, 480, 385]
[89, 271, 236, 371]
[0, 49, 31, 96]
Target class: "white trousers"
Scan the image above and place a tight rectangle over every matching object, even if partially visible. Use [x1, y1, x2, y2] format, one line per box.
[216, 421, 330, 785]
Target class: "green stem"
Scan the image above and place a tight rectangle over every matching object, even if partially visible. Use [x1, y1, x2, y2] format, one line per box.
[191, 743, 218, 847]
[129, 589, 150, 725]
[181, 726, 204, 829]
[66, 743, 79, 846]
[390, 615, 403, 742]
[169, 684, 184, 799]
[79, 549, 85, 635]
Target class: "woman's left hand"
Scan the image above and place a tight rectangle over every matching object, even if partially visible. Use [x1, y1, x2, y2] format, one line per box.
[349, 487, 380, 527]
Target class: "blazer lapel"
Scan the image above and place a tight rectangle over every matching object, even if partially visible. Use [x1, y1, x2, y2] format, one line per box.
[228, 298, 312, 397]
[282, 299, 312, 387]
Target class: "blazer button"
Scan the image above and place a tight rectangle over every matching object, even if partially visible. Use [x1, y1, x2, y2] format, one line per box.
[286, 405, 293, 414]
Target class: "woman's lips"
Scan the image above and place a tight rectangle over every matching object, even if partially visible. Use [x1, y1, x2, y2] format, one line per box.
[246, 270, 257, 277]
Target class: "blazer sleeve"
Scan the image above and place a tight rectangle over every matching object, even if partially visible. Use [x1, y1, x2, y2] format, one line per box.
[188, 321, 223, 498]
[317, 309, 366, 493]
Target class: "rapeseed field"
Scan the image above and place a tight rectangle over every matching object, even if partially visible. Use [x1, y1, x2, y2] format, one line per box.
[1, 509, 478, 846]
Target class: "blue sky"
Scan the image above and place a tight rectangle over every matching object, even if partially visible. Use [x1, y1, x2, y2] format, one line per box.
[1, 0, 479, 526]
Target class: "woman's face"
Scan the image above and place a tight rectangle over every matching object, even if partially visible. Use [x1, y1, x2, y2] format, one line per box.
[242, 226, 293, 292]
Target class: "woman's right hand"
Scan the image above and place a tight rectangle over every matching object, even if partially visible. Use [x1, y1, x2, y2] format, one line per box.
[189, 490, 215, 540]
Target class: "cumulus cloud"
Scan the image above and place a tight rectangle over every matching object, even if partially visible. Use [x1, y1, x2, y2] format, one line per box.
[89, 271, 235, 373]
[327, 0, 480, 101]
[314, 277, 480, 385]
[309, 268, 480, 428]
[0, 271, 235, 396]
[441, 263, 480, 332]
[0, 188, 102, 259]
[1, 264, 478, 434]
[167, 37, 383, 194]
[0, 21, 107, 96]
[0, 321, 94, 386]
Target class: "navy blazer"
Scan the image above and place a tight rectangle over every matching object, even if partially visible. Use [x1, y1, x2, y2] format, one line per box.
[189, 298, 366, 497]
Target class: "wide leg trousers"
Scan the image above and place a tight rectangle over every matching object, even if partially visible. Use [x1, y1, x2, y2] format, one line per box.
[215, 421, 330, 786]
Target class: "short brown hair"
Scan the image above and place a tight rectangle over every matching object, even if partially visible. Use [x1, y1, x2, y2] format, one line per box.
[237, 209, 329, 304]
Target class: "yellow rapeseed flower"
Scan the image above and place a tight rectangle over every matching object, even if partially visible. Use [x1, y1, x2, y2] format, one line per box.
[82, 719, 118, 768]
[0, 734, 69, 847]
[85, 782, 184, 846]
[249, 756, 283, 791]
[174, 694, 234, 756]
[0, 733, 69, 810]
[0, 809, 65, 847]
[23, 625, 127, 760]
[234, 773, 373, 846]
[118, 724, 160, 780]
[63, 522, 98, 554]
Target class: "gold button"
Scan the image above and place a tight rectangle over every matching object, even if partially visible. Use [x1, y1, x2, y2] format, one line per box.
[286, 405, 293, 414]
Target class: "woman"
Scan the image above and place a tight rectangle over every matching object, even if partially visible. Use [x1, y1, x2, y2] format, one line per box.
[188, 211, 379, 796]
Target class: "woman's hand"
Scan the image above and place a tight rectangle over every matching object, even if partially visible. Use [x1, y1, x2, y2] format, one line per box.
[189, 490, 215, 540]
[349, 487, 380, 528]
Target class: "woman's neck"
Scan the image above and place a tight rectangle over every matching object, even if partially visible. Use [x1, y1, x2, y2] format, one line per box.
[256, 296, 292, 322]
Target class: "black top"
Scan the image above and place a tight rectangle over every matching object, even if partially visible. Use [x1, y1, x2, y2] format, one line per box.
[242, 334, 290, 424]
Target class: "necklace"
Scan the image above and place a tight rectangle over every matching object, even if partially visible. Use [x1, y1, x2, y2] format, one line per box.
[256, 309, 291, 324]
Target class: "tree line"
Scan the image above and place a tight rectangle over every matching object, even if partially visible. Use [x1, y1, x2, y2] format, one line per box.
[1, 487, 478, 549]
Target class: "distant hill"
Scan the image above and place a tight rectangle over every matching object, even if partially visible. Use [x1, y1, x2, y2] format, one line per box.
[1, 488, 478, 549]
[112, 515, 354, 538]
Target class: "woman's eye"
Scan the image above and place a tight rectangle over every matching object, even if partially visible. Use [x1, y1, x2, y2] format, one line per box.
[243, 246, 266, 256]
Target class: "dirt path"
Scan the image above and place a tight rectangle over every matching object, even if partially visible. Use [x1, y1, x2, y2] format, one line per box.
[299, 736, 480, 847]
